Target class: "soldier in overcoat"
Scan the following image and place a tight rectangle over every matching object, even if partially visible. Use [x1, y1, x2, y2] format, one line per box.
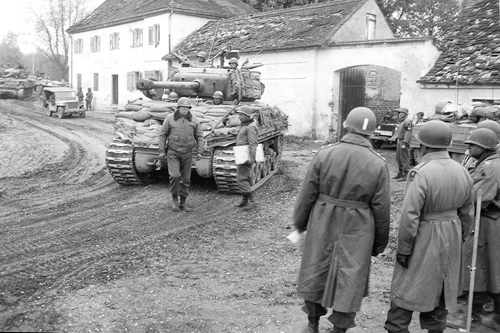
[457, 128, 500, 331]
[293, 107, 391, 333]
[385, 120, 475, 333]
[393, 107, 412, 180]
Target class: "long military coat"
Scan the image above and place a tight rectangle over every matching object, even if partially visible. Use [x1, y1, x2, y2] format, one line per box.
[293, 133, 390, 313]
[390, 151, 474, 312]
[462, 152, 500, 293]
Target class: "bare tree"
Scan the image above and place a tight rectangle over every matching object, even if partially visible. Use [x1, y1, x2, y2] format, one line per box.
[30, 0, 89, 80]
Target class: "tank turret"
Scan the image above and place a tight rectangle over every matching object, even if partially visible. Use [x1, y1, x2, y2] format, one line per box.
[136, 65, 264, 102]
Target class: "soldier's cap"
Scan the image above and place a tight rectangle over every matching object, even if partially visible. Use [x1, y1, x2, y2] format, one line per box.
[394, 107, 409, 114]
[236, 106, 252, 117]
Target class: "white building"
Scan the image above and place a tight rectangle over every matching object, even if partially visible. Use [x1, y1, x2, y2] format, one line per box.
[67, 0, 256, 109]
[169, 0, 440, 139]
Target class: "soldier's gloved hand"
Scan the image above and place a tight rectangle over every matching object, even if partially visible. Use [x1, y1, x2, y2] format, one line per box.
[196, 154, 201, 161]
[396, 253, 410, 268]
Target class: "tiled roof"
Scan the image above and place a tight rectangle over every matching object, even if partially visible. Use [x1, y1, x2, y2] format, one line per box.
[171, 0, 367, 55]
[419, 0, 500, 85]
[67, 0, 257, 33]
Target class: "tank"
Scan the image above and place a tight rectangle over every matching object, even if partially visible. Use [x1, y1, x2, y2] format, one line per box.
[0, 65, 35, 99]
[105, 60, 288, 193]
[409, 102, 500, 162]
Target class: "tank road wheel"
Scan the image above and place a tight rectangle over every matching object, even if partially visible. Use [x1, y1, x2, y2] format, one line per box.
[46, 105, 52, 117]
[261, 155, 271, 178]
[57, 107, 64, 119]
[105, 139, 155, 185]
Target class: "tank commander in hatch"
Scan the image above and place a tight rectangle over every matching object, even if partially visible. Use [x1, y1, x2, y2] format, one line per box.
[212, 91, 224, 105]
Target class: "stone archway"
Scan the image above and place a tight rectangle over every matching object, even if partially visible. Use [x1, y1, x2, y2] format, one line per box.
[337, 65, 401, 139]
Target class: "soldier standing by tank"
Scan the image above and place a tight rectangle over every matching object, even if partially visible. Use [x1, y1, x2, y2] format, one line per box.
[462, 120, 500, 171]
[447, 128, 500, 331]
[393, 107, 412, 181]
[158, 97, 203, 212]
[293, 107, 390, 333]
[234, 105, 258, 210]
[77, 87, 84, 103]
[384, 120, 475, 333]
[166, 91, 179, 103]
[409, 111, 425, 166]
[228, 58, 241, 100]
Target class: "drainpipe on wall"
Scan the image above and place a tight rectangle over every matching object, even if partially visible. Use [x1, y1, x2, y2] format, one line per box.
[168, 10, 173, 76]
[69, 34, 73, 89]
[311, 47, 319, 139]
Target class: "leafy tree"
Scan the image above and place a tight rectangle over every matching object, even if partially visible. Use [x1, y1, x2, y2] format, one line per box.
[29, 0, 90, 80]
[374, 0, 468, 48]
[0, 32, 23, 67]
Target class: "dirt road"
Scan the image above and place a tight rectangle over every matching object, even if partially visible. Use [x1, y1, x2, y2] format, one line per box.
[0, 100, 470, 332]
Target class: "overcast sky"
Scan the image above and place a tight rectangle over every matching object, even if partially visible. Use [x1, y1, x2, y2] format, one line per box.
[0, 0, 105, 53]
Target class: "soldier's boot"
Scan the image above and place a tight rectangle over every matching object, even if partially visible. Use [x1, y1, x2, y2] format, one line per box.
[179, 196, 191, 212]
[302, 316, 319, 333]
[171, 194, 180, 212]
[235, 194, 248, 207]
[332, 327, 347, 333]
[481, 294, 500, 331]
[243, 193, 256, 211]
[392, 172, 403, 180]
[446, 299, 467, 329]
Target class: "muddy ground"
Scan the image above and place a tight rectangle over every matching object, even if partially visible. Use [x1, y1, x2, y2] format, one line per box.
[0, 99, 475, 332]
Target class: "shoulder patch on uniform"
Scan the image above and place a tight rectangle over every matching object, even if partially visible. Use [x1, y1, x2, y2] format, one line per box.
[409, 170, 417, 181]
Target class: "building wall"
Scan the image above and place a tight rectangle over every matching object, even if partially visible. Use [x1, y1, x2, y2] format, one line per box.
[332, 0, 394, 43]
[240, 39, 440, 139]
[69, 13, 210, 109]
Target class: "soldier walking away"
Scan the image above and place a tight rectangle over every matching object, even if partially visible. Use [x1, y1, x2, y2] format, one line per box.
[293, 107, 391, 333]
[447, 128, 500, 331]
[77, 87, 84, 103]
[384, 120, 475, 333]
[85, 88, 93, 111]
[234, 105, 258, 210]
[158, 97, 203, 212]
[393, 107, 412, 181]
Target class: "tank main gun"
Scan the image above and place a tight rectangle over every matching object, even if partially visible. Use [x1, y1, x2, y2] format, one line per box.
[135, 65, 264, 102]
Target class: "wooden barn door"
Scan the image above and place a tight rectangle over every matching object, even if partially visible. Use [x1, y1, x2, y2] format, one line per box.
[339, 67, 365, 137]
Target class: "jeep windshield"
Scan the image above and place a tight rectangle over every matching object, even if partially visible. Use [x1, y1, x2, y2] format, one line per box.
[55, 91, 76, 100]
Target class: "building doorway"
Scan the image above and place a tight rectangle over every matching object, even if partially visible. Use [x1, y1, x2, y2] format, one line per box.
[112, 75, 118, 105]
[338, 65, 401, 139]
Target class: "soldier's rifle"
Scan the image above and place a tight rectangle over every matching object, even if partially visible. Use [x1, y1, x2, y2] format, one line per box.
[466, 189, 482, 333]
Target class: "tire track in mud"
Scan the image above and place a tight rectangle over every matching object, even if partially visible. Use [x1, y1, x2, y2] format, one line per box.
[0, 99, 250, 312]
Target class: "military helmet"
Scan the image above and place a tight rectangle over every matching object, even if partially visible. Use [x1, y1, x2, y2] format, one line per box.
[343, 107, 376, 136]
[435, 100, 453, 114]
[236, 105, 252, 117]
[464, 128, 498, 150]
[394, 107, 409, 115]
[197, 51, 207, 59]
[229, 58, 238, 65]
[168, 91, 179, 101]
[213, 91, 224, 99]
[415, 120, 452, 148]
[476, 120, 500, 141]
[177, 97, 192, 108]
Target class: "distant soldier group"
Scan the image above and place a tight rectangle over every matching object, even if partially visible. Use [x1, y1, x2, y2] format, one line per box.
[291, 105, 500, 333]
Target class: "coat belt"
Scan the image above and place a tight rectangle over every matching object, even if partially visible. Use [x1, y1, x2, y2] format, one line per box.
[318, 193, 369, 209]
[421, 210, 458, 221]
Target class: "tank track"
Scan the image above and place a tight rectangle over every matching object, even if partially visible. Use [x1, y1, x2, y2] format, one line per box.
[105, 138, 146, 185]
[212, 136, 283, 193]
